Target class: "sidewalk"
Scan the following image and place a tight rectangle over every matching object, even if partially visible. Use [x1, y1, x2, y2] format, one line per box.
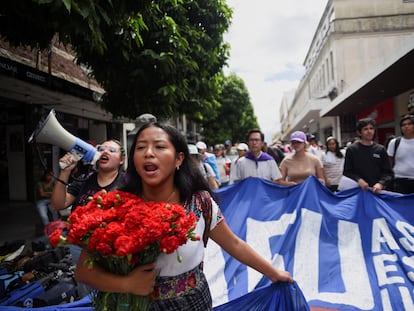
[0, 201, 44, 245]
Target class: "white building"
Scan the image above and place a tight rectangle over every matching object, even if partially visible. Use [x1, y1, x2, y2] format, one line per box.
[281, 0, 414, 147]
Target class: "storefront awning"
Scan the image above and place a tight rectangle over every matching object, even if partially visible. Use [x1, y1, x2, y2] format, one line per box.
[321, 47, 414, 117]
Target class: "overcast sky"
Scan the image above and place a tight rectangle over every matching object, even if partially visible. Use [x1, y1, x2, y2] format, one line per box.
[224, 0, 328, 143]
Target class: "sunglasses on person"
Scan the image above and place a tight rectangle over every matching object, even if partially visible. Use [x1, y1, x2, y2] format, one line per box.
[96, 145, 119, 153]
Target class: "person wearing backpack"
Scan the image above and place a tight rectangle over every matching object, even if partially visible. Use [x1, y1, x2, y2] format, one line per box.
[387, 114, 414, 194]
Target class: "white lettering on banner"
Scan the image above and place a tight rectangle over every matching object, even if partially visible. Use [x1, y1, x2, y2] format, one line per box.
[245, 212, 296, 292]
[295, 209, 374, 309]
[399, 286, 414, 310]
[381, 286, 414, 311]
[402, 256, 414, 281]
[204, 239, 229, 307]
[337, 220, 373, 307]
[396, 221, 414, 251]
[379, 285, 414, 310]
[380, 288, 392, 311]
[373, 254, 404, 286]
[206, 206, 414, 309]
[370, 219, 414, 309]
[371, 218, 399, 253]
[294, 209, 321, 295]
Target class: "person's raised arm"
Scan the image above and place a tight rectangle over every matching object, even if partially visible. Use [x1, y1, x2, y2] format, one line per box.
[50, 152, 77, 211]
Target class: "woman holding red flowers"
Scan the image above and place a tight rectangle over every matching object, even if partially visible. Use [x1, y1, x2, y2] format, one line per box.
[75, 123, 293, 310]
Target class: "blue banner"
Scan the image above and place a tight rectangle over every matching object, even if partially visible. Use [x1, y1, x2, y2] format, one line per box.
[204, 176, 414, 310]
[3, 176, 413, 310]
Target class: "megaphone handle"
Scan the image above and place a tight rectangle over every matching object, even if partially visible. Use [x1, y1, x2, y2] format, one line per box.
[59, 152, 83, 170]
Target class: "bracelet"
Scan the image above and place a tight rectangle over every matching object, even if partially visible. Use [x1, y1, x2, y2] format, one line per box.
[56, 178, 68, 186]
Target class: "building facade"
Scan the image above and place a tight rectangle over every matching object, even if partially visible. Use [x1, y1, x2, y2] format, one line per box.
[281, 0, 414, 147]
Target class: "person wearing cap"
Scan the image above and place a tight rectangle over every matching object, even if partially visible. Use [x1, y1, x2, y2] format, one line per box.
[229, 142, 249, 184]
[233, 129, 282, 183]
[278, 131, 325, 186]
[308, 134, 323, 161]
[213, 144, 231, 187]
[386, 114, 414, 194]
[196, 141, 221, 185]
[236, 143, 249, 158]
[224, 139, 238, 162]
[188, 144, 219, 189]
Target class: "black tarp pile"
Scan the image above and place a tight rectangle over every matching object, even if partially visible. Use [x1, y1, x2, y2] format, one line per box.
[0, 239, 83, 308]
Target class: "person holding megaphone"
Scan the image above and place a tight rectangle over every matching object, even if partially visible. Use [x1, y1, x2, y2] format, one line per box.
[50, 139, 126, 263]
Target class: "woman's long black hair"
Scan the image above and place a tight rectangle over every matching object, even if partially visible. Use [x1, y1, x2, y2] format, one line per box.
[326, 137, 343, 158]
[122, 122, 213, 203]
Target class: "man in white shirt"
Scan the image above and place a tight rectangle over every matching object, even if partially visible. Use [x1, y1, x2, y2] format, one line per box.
[387, 114, 414, 194]
[229, 142, 248, 184]
[308, 134, 324, 160]
[234, 129, 281, 183]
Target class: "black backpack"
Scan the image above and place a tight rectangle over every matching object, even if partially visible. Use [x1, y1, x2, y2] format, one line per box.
[390, 136, 402, 167]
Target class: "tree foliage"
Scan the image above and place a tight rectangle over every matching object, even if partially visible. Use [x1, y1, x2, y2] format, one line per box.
[0, 0, 232, 120]
[201, 73, 259, 146]
[0, 0, 147, 53]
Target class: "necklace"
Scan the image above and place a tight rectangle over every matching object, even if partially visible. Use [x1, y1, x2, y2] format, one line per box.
[142, 190, 176, 203]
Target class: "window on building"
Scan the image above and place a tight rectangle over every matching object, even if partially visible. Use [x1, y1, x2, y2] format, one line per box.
[322, 64, 326, 90]
[329, 9, 335, 23]
[330, 51, 334, 80]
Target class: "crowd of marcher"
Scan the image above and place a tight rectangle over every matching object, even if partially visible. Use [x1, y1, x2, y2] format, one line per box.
[26, 113, 412, 310]
[193, 114, 413, 196]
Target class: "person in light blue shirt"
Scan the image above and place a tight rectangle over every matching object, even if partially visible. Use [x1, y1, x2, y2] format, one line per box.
[196, 141, 221, 185]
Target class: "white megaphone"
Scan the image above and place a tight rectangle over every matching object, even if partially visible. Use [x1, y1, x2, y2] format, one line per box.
[28, 109, 101, 169]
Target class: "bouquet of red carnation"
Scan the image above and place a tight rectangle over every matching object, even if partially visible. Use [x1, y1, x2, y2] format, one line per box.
[49, 189, 199, 311]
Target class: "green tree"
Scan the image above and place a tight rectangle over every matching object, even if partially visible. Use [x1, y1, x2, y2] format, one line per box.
[0, 0, 147, 53]
[201, 73, 259, 146]
[0, 0, 232, 120]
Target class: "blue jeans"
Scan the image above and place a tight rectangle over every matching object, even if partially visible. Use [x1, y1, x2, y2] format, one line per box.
[36, 199, 59, 226]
